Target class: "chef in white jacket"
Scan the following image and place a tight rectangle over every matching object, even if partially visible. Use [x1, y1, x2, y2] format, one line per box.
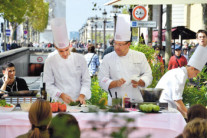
[43, 18, 91, 104]
[98, 14, 153, 105]
[156, 46, 207, 118]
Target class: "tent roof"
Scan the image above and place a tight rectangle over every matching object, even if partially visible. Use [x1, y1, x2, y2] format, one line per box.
[104, 0, 207, 5]
[152, 26, 196, 41]
[172, 26, 196, 39]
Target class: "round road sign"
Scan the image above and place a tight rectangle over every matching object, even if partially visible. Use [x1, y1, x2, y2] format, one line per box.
[37, 57, 43, 62]
[132, 6, 147, 21]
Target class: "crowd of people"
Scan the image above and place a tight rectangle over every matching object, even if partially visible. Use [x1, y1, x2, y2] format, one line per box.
[1, 15, 207, 137]
[0, 40, 21, 52]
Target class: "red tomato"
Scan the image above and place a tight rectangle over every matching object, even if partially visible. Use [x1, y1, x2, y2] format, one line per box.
[50, 102, 58, 112]
[58, 103, 67, 112]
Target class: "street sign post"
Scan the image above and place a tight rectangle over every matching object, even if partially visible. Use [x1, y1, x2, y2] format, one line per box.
[131, 21, 157, 28]
[132, 6, 147, 21]
[6, 29, 10, 36]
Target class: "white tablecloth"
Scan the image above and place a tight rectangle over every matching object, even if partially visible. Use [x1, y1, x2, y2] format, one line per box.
[0, 111, 186, 138]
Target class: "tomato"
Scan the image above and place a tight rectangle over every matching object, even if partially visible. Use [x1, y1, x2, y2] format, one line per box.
[58, 103, 67, 112]
[50, 102, 58, 112]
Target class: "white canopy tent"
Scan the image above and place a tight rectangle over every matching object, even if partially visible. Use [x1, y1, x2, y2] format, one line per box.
[104, 0, 207, 5]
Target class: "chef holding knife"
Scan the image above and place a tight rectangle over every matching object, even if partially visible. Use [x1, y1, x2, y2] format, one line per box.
[98, 14, 153, 105]
[43, 18, 91, 104]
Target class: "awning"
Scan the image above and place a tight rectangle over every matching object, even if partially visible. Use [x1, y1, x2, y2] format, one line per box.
[152, 26, 196, 42]
[105, 0, 207, 5]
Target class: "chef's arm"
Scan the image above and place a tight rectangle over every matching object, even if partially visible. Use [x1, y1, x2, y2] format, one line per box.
[131, 79, 145, 88]
[60, 93, 74, 104]
[140, 54, 153, 87]
[175, 100, 187, 118]
[109, 78, 126, 89]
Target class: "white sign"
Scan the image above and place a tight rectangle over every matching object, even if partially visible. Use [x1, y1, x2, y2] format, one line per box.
[30, 55, 47, 63]
[131, 21, 157, 28]
[132, 6, 147, 21]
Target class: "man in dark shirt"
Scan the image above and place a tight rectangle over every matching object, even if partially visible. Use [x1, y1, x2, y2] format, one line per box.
[102, 38, 114, 59]
[0, 62, 28, 92]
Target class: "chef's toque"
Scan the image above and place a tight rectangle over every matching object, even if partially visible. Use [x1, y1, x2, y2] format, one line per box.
[114, 14, 131, 41]
[188, 46, 207, 71]
[51, 18, 69, 49]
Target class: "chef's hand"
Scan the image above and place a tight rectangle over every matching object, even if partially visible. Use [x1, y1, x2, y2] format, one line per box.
[131, 79, 145, 88]
[76, 94, 86, 104]
[109, 78, 126, 89]
[60, 93, 74, 104]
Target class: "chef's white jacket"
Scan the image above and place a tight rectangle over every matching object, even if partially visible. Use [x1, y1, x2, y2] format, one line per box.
[98, 49, 153, 105]
[43, 51, 91, 102]
[156, 67, 188, 109]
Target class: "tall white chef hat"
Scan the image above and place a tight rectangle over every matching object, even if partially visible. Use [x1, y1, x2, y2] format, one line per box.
[51, 18, 69, 49]
[188, 46, 207, 71]
[114, 14, 131, 41]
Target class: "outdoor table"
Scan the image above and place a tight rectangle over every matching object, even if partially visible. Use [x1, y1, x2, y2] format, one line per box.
[0, 111, 186, 138]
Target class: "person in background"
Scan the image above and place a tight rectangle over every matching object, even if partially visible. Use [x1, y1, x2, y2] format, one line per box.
[84, 45, 100, 78]
[182, 118, 207, 138]
[156, 46, 207, 118]
[98, 14, 152, 105]
[175, 104, 207, 138]
[0, 62, 29, 92]
[102, 38, 114, 59]
[182, 48, 189, 62]
[168, 45, 187, 70]
[6, 42, 11, 50]
[152, 46, 164, 73]
[17, 99, 52, 138]
[189, 30, 207, 58]
[171, 41, 180, 56]
[187, 104, 207, 122]
[43, 18, 91, 104]
[11, 40, 18, 49]
[49, 113, 80, 138]
[71, 47, 77, 52]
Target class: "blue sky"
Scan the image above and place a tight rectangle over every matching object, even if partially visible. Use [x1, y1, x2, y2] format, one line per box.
[66, 0, 112, 34]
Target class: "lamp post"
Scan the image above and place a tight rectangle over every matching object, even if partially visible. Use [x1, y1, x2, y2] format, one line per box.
[94, 16, 98, 47]
[112, 5, 119, 36]
[90, 18, 94, 44]
[85, 23, 88, 43]
[102, 9, 107, 50]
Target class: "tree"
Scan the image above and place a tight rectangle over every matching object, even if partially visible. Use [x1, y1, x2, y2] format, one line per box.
[165, 5, 172, 67]
[202, 4, 207, 30]
[0, 0, 28, 41]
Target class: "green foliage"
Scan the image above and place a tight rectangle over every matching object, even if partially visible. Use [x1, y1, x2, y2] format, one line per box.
[28, 0, 49, 32]
[130, 42, 166, 87]
[87, 77, 108, 105]
[1, 0, 28, 24]
[183, 67, 207, 106]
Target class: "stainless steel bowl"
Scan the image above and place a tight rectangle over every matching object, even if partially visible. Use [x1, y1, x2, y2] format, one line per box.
[140, 88, 163, 102]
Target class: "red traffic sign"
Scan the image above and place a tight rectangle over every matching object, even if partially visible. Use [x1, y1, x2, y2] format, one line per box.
[37, 57, 43, 62]
[132, 6, 147, 21]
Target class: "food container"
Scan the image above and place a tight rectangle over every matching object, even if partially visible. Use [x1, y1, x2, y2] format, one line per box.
[140, 88, 163, 102]
[20, 102, 33, 112]
[0, 104, 15, 112]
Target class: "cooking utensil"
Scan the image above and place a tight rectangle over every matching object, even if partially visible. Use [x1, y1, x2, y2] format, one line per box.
[108, 89, 112, 98]
[8, 90, 38, 97]
[140, 88, 163, 102]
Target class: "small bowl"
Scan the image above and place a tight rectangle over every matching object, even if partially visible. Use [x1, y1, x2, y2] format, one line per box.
[0, 104, 15, 112]
[20, 103, 33, 112]
[140, 88, 163, 102]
